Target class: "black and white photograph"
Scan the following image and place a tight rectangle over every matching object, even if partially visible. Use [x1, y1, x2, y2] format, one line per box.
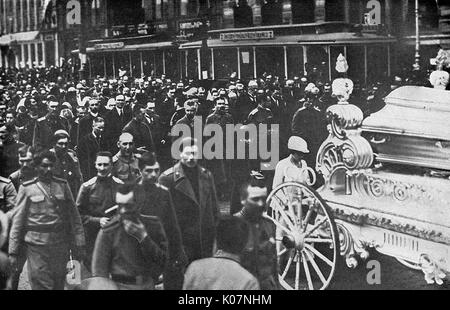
[0, 0, 449, 294]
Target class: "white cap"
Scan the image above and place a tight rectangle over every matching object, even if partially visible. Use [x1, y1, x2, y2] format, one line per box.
[288, 136, 309, 153]
[248, 80, 258, 88]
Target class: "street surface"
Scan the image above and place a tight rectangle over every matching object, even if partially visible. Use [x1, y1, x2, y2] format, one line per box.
[17, 201, 447, 290]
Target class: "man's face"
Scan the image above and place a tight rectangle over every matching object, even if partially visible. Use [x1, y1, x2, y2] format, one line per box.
[0, 127, 8, 143]
[180, 145, 199, 168]
[19, 152, 34, 171]
[37, 158, 54, 180]
[118, 135, 134, 156]
[116, 98, 125, 109]
[77, 107, 87, 118]
[55, 137, 69, 153]
[95, 155, 112, 177]
[89, 100, 100, 114]
[5, 113, 14, 124]
[242, 185, 268, 218]
[141, 163, 160, 185]
[93, 121, 105, 136]
[48, 101, 59, 114]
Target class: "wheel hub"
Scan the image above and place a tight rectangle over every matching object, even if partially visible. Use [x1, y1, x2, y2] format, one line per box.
[282, 231, 305, 251]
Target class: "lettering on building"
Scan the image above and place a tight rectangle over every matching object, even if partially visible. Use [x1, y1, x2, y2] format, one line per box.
[220, 31, 274, 41]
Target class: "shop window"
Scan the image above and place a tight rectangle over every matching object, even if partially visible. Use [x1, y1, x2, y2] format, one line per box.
[130, 51, 141, 77]
[291, 0, 315, 24]
[90, 54, 106, 78]
[105, 53, 114, 78]
[186, 49, 199, 79]
[261, 0, 282, 26]
[214, 48, 238, 80]
[239, 47, 255, 80]
[326, 0, 345, 22]
[165, 49, 180, 79]
[115, 52, 131, 77]
[37, 43, 43, 67]
[142, 50, 156, 76]
[306, 46, 328, 83]
[256, 47, 284, 78]
[234, 0, 253, 28]
[287, 46, 304, 79]
[155, 50, 164, 76]
[346, 45, 365, 85]
[366, 45, 388, 84]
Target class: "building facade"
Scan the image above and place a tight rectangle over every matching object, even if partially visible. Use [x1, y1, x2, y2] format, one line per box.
[1, 0, 449, 85]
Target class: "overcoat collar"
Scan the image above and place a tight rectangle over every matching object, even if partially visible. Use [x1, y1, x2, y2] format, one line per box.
[173, 162, 208, 207]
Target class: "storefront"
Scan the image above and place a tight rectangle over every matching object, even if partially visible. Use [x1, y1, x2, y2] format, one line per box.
[180, 23, 396, 85]
[0, 30, 55, 68]
[85, 40, 179, 79]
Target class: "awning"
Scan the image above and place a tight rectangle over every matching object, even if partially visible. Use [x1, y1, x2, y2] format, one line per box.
[0, 34, 13, 46]
[73, 41, 175, 54]
[0, 31, 40, 46]
[180, 32, 397, 49]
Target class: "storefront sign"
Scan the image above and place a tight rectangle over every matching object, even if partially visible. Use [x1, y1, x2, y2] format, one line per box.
[177, 19, 210, 41]
[94, 42, 125, 50]
[112, 23, 168, 37]
[220, 31, 274, 41]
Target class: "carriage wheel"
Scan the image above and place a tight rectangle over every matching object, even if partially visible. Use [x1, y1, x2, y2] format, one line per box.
[265, 182, 340, 290]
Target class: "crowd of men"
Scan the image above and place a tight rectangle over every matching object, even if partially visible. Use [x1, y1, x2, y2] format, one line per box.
[0, 62, 434, 290]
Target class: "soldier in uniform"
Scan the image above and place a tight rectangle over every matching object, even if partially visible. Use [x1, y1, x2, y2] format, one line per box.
[159, 137, 219, 266]
[91, 184, 168, 290]
[134, 152, 187, 290]
[33, 98, 69, 152]
[247, 95, 274, 126]
[0, 175, 16, 214]
[76, 151, 124, 271]
[0, 124, 25, 178]
[233, 173, 279, 290]
[8, 150, 85, 290]
[6, 145, 35, 290]
[205, 98, 234, 201]
[112, 132, 141, 184]
[50, 130, 83, 198]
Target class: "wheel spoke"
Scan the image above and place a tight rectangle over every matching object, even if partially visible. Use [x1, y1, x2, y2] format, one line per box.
[275, 191, 297, 226]
[304, 217, 328, 238]
[278, 248, 287, 257]
[302, 207, 314, 232]
[302, 252, 314, 290]
[263, 214, 292, 235]
[295, 251, 301, 290]
[304, 248, 327, 286]
[281, 250, 295, 280]
[271, 196, 296, 231]
[304, 244, 334, 267]
[304, 238, 333, 244]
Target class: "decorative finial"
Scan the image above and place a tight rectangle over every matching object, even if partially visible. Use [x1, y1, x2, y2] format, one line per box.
[335, 53, 349, 74]
[435, 49, 448, 71]
[429, 49, 450, 90]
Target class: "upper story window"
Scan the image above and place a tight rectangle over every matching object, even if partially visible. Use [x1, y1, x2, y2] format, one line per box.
[261, 0, 282, 26]
[291, 0, 315, 24]
[110, 0, 145, 26]
[233, 0, 253, 28]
